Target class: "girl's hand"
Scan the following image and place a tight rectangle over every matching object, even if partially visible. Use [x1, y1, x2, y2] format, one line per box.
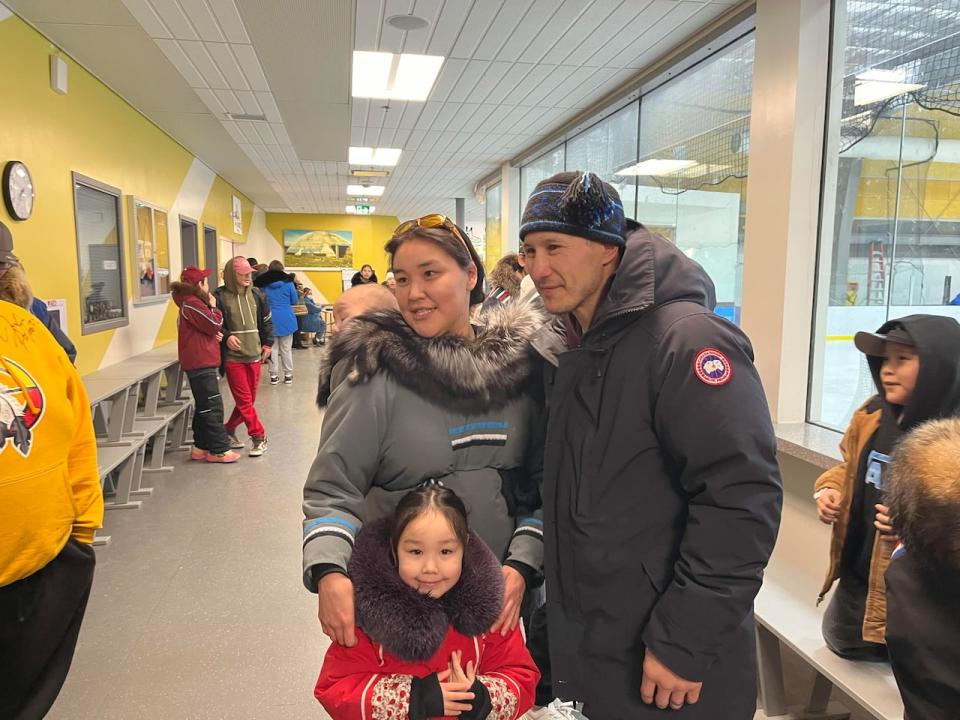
[874, 503, 897, 538]
[490, 565, 525, 635]
[816, 489, 842, 525]
[437, 661, 475, 717]
[448, 650, 477, 685]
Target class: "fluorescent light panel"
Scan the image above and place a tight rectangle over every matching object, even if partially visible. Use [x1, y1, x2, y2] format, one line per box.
[352, 51, 444, 101]
[616, 159, 697, 176]
[347, 185, 385, 196]
[349, 146, 402, 166]
[854, 68, 924, 107]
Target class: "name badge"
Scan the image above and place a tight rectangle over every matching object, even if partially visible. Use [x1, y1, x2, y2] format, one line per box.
[865, 450, 891, 491]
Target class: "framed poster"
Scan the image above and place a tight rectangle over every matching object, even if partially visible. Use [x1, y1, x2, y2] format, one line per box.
[283, 229, 353, 269]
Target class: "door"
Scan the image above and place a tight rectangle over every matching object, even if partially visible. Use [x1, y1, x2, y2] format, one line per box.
[180, 216, 198, 269]
[203, 225, 218, 277]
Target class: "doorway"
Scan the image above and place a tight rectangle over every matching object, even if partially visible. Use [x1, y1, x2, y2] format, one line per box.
[180, 216, 198, 269]
[203, 225, 218, 277]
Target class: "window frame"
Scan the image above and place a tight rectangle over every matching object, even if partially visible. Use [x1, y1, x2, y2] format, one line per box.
[128, 196, 171, 306]
[72, 172, 129, 335]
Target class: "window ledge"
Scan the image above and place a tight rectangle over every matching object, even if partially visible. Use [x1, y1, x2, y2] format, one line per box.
[774, 422, 842, 470]
[132, 294, 171, 307]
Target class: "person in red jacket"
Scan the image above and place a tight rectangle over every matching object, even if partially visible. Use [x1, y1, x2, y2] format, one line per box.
[171, 267, 239, 463]
[316, 484, 539, 720]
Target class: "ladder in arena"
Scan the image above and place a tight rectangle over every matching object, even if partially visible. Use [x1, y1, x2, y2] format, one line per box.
[867, 241, 886, 305]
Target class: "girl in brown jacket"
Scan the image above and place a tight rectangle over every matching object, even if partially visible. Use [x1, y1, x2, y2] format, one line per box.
[814, 315, 960, 660]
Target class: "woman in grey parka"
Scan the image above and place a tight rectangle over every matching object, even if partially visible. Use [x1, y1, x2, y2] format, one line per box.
[302, 215, 547, 650]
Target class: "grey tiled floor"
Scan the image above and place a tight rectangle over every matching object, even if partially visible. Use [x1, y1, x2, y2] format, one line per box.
[49, 349, 332, 719]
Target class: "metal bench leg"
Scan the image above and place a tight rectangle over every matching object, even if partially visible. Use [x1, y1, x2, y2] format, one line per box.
[757, 625, 788, 717]
[105, 454, 142, 510]
[803, 672, 850, 719]
[175, 406, 193, 449]
[102, 390, 133, 446]
[140, 372, 162, 419]
[121, 383, 146, 439]
[130, 442, 153, 497]
[143, 425, 174, 474]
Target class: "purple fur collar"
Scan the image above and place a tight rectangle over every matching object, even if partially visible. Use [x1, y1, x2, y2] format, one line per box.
[348, 518, 504, 661]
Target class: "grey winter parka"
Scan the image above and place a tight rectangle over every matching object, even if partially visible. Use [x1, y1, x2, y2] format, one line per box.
[302, 300, 548, 592]
[530, 223, 783, 719]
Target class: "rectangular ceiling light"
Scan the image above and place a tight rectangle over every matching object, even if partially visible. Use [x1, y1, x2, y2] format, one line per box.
[616, 159, 698, 176]
[347, 184, 385, 196]
[352, 169, 390, 178]
[854, 69, 924, 107]
[349, 146, 403, 166]
[352, 51, 444, 101]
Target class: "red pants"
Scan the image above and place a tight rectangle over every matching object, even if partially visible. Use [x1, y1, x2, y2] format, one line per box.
[224, 361, 266, 438]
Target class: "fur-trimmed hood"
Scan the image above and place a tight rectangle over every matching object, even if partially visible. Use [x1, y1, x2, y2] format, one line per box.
[348, 517, 504, 661]
[316, 297, 548, 411]
[889, 417, 960, 571]
[170, 281, 210, 306]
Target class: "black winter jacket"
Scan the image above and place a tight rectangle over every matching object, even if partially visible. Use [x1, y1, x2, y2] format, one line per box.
[530, 223, 783, 719]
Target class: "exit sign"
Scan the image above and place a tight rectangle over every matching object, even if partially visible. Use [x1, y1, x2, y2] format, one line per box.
[355, 204, 371, 215]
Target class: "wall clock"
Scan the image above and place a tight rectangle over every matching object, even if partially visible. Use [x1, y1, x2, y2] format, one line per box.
[3, 161, 35, 220]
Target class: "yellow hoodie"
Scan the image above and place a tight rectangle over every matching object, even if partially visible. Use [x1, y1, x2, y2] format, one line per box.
[0, 300, 103, 587]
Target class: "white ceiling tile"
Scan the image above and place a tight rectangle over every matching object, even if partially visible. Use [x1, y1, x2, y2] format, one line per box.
[472, 1, 532, 62]
[617, 2, 721, 69]
[208, 0, 250, 43]
[155, 38, 208, 87]
[427, 57, 468, 104]
[236, 120, 261, 144]
[521, 65, 576, 106]
[445, 60, 491, 104]
[149, 0, 199, 40]
[536, 0, 623, 65]
[483, 62, 536, 105]
[195, 87, 227, 114]
[589, 0, 676, 67]
[256, 92, 283, 122]
[461, 103, 497, 134]
[234, 89, 261, 114]
[495, 0, 564, 62]
[515, 0, 591, 64]
[350, 126, 366, 145]
[556, 66, 617, 108]
[178, 0, 226, 42]
[121, 0, 172, 38]
[338, 162, 350, 175]
[270, 123, 292, 146]
[214, 88, 244, 114]
[205, 42, 249, 90]
[221, 120, 247, 144]
[449, 0, 504, 59]
[353, 1, 381, 51]
[232, 44, 270, 92]
[181, 40, 229, 88]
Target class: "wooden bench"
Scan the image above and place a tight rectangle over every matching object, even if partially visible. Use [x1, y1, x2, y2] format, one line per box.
[755, 435, 904, 720]
[82, 344, 193, 544]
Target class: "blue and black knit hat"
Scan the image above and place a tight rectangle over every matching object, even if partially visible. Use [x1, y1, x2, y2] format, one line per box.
[519, 170, 625, 247]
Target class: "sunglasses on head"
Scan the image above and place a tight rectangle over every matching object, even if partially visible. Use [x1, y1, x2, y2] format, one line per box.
[393, 214, 471, 253]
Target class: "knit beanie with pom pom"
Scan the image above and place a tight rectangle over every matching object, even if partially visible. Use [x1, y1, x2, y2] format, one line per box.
[519, 170, 625, 247]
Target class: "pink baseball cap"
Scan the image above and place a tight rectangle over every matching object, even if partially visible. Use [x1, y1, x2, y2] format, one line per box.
[232, 256, 254, 275]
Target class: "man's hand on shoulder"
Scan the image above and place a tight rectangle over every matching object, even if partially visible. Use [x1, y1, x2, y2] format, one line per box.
[640, 649, 702, 710]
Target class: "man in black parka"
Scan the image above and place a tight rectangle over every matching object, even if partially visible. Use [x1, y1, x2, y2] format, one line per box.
[521, 171, 782, 719]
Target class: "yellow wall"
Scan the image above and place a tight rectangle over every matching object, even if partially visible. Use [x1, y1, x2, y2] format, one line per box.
[0, 13, 256, 374]
[264, 213, 399, 302]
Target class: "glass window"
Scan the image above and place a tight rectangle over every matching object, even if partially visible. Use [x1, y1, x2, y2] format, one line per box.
[520, 145, 565, 208]
[484, 183, 502, 269]
[73, 173, 128, 333]
[631, 35, 755, 325]
[810, 0, 960, 430]
[130, 198, 170, 302]
[566, 102, 639, 219]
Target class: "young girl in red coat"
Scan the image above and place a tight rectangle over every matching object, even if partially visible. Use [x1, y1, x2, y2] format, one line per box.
[315, 484, 539, 720]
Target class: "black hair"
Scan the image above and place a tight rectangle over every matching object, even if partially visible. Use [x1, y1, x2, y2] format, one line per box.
[247, 257, 258, 266]
[389, 484, 469, 559]
[385, 226, 485, 305]
[268, 260, 284, 272]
